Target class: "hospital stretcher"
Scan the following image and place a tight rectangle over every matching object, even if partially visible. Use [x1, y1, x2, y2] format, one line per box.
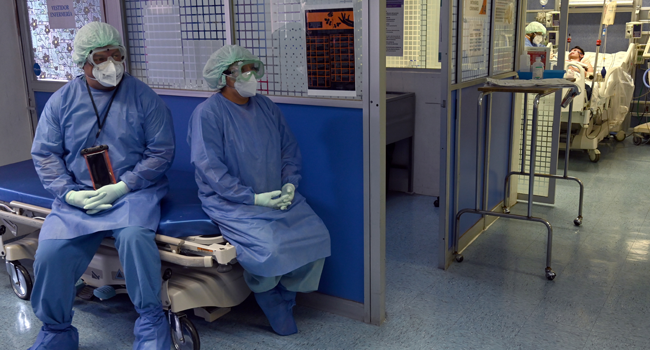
[0, 160, 250, 350]
[557, 44, 636, 162]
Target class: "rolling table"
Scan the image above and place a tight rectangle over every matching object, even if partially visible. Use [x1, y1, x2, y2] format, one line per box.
[452, 82, 583, 280]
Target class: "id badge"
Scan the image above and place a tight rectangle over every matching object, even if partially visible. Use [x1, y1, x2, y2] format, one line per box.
[80, 145, 116, 190]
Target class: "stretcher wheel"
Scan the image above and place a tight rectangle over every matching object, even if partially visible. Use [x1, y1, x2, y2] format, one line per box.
[433, 198, 439, 207]
[574, 217, 582, 226]
[6, 261, 32, 300]
[615, 131, 626, 142]
[588, 149, 600, 163]
[170, 313, 200, 350]
[454, 254, 464, 263]
[503, 206, 510, 214]
[633, 136, 644, 145]
[545, 268, 556, 281]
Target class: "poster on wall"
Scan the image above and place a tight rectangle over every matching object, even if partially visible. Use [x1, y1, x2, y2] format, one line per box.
[464, 0, 487, 17]
[463, 21, 484, 59]
[493, 0, 515, 24]
[47, 0, 76, 29]
[304, 6, 356, 97]
[386, 0, 404, 57]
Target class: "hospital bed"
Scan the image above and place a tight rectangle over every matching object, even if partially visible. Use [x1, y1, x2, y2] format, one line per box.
[0, 160, 250, 350]
[556, 43, 636, 162]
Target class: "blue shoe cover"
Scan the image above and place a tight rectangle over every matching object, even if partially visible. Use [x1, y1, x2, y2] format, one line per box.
[93, 285, 117, 300]
[133, 307, 171, 350]
[28, 324, 79, 350]
[74, 279, 86, 294]
[254, 286, 297, 336]
[277, 283, 297, 305]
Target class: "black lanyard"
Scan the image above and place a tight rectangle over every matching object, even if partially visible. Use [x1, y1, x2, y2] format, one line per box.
[85, 78, 121, 139]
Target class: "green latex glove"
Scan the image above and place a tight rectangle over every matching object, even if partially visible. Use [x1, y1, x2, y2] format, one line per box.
[279, 183, 295, 211]
[84, 181, 130, 214]
[254, 190, 291, 210]
[65, 190, 106, 209]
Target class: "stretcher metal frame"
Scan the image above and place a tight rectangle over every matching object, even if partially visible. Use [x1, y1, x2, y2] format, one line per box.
[0, 199, 249, 350]
[452, 84, 583, 281]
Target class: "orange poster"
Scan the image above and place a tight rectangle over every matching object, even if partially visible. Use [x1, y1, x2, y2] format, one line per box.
[305, 8, 356, 96]
[306, 10, 354, 31]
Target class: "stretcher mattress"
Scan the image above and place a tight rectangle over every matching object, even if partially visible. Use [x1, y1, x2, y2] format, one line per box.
[0, 160, 219, 238]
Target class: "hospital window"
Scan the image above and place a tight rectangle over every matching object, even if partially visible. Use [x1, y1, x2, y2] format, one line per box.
[386, 0, 441, 69]
[25, 0, 104, 82]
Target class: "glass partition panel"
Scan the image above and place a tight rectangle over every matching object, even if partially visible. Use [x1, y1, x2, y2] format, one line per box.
[124, 0, 228, 90]
[461, 0, 492, 82]
[386, 0, 441, 69]
[492, 0, 517, 75]
[234, 0, 362, 98]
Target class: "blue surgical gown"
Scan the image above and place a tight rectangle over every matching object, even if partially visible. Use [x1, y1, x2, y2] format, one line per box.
[31, 74, 175, 240]
[525, 37, 537, 47]
[188, 93, 331, 277]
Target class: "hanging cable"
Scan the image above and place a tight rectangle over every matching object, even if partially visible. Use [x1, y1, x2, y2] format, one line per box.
[643, 68, 650, 88]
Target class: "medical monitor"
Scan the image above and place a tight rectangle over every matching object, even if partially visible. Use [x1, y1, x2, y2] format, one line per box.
[547, 31, 559, 45]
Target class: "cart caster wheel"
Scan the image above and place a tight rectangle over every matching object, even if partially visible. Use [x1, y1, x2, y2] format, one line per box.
[503, 207, 510, 214]
[170, 312, 200, 350]
[588, 149, 600, 163]
[455, 254, 464, 263]
[6, 261, 33, 300]
[573, 217, 582, 226]
[433, 197, 439, 207]
[633, 136, 643, 145]
[615, 131, 626, 142]
[545, 268, 556, 281]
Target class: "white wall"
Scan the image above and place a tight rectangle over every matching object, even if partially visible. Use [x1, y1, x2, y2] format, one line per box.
[386, 70, 442, 197]
[0, 4, 33, 166]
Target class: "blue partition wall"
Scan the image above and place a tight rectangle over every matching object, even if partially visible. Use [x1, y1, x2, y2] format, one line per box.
[447, 87, 513, 248]
[486, 92, 513, 210]
[33, 91, 365, 303]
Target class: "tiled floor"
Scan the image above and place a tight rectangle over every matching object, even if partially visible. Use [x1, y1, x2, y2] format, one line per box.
[2, 137, 650, 349]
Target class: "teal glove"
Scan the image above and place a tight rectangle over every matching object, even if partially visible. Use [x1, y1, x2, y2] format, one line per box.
[65, 190, 106, 209]
[254, 190, 291, 210]
[279, 183, 295, 211]
[83, 181, 130, 215]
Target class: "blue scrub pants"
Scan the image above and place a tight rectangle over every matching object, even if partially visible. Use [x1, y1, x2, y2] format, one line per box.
[245, 259, 325, 336]
[29, 226, 170, 350]
[243, 258, 325, 293]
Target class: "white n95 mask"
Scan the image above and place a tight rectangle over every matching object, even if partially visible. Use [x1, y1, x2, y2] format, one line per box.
[234, 74, 258, 98]
[91, 57, 124, 87]
[533, 35, 544, 45]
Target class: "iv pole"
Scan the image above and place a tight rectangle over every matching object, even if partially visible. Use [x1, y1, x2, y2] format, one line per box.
[589, 0, 609, 106]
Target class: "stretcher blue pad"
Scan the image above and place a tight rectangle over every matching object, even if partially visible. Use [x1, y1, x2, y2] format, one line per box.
[0, 160, 219, 238]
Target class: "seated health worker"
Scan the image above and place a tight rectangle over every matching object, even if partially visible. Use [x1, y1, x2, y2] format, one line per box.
[29, 22, 175, 350]
[525, 21, 546, 47]
[187, 45, 331, 336]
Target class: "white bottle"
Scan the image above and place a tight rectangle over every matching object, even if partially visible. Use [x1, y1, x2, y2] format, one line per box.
[519, 53, 531, 72]
[532, 57, 544, 79]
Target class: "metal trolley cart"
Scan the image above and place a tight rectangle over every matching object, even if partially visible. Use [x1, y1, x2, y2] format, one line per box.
[452, 81, 583, 280]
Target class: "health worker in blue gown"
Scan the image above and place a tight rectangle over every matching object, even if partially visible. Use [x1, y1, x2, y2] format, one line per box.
[29, 22, 174, 350]
[525, 21, 547, 47]
[188, 45, 331, 336]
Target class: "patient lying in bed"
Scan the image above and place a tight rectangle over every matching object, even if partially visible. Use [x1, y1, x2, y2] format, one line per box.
[567, 46, 594, 74]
